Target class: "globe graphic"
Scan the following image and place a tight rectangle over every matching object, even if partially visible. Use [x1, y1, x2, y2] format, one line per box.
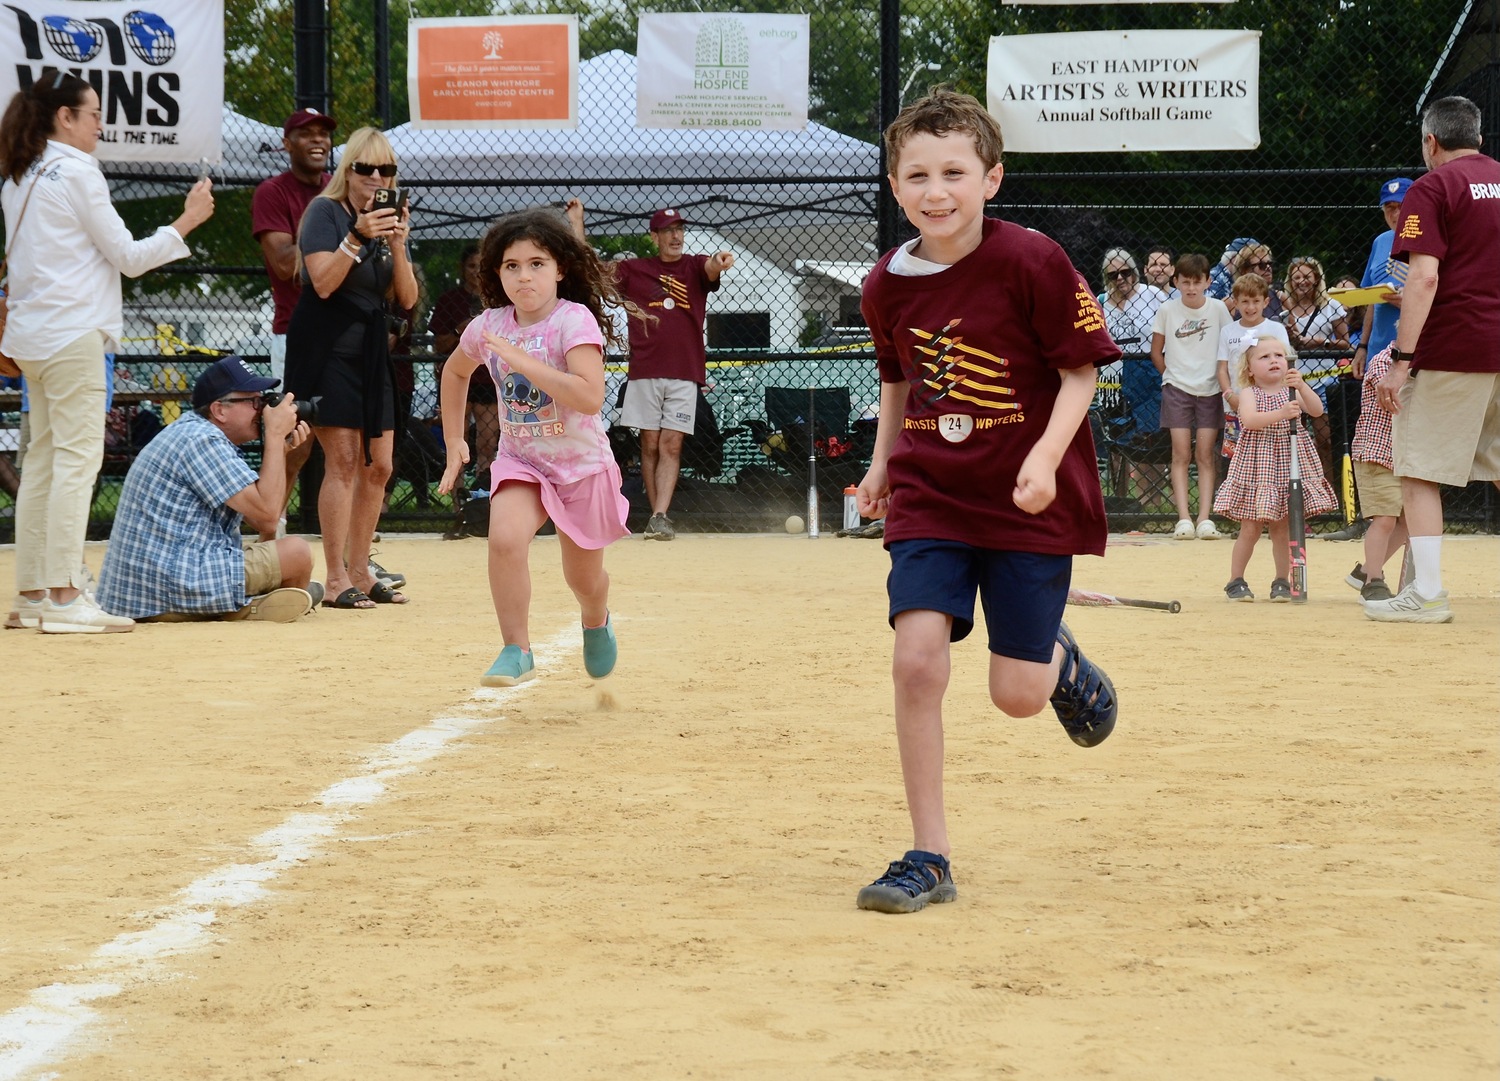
[123, 11, 176, 66]
[41, 17, 103, 64]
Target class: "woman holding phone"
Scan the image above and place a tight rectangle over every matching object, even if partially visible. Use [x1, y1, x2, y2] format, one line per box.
[285, 126, 416, 609]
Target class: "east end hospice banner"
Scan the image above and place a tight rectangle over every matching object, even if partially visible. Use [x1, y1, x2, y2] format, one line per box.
[987, 30, 1260, 153]
[0, 0, 223, 164]
[407, 15, 578, 130]
[636, 12, 810, 131]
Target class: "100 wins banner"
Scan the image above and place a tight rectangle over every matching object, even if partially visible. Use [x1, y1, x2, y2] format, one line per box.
[0, 0, 223, 164]
[988, 30, 1259, 153]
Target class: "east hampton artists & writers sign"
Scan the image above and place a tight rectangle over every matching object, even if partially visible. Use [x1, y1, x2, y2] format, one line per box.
[987, 30, 1260, 153]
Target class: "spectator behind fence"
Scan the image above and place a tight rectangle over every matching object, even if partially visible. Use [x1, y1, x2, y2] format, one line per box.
[853, 88, 1120, 916]
[1208, 236, 1256, 300]
[0, 69, 214, 634]
[1344, 346, 1408, 603]
[252, 108, 336, 384]
[613, 206, 735, 541]
[1149, 252, 1233, 539]
[1213, 338, 1338, 602]
[1368, 96, 1500, 624]
[1143, 245, 1176, 293]
[429, 244, 497, 492]
[1281, 256, 1350, 356]
[95, 356, 317, 623]
[1096, 248, 1165, 353]
[284, 126, 417, 610]
[1353, 176, 1413, 376]
[1229, 242, 1284, 321]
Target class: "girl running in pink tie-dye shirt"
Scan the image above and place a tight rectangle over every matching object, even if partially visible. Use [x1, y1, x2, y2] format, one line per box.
[438, 208, 640, 688]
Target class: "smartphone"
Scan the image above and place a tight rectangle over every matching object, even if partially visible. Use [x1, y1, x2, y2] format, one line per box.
[372, 186, 408, 212]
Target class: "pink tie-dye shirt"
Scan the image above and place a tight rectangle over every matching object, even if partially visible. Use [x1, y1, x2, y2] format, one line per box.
[459, 300, 610, 484]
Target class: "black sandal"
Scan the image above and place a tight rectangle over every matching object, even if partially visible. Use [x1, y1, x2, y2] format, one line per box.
[1050, 621, 1117, 747]
[856, 850, 957, 913]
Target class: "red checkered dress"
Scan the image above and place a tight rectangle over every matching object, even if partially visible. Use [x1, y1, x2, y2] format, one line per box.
[1351, 347, 1395, 469]
[1213, 386, 1339, 522]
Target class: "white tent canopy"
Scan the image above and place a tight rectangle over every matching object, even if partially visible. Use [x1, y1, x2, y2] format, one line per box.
[384, 50, 880, 238]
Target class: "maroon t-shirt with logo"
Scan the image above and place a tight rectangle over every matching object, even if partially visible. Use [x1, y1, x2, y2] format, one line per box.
[862, 217, 1119, 556]
[1391, 152, 1500, 373]
[615, 253, 719, 384]
[251, 171, 330, 334]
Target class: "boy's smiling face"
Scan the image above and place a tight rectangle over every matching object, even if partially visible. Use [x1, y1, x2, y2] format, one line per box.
[888, 131, 1003, 265]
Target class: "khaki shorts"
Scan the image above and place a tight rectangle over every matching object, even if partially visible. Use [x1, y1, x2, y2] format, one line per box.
[1353, 459, 1403, 518]
[619, 378, 697, 434]
[243, 540, 283, 596]
[1392, 369, 1500, 486]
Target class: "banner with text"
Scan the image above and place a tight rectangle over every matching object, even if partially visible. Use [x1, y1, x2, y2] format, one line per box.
[0, 0, 223, 164]
[987, 30, 1259, 153]
[408, 16, 578, 129]
[636, 13, 810, 131]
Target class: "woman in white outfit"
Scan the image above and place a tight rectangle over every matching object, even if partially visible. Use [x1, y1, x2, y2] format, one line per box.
[0, 69, 214, 633]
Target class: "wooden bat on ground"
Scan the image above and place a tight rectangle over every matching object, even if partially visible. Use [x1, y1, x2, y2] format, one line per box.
[1288, 405, 1308, 603]
[1067, 587, 1181, 614]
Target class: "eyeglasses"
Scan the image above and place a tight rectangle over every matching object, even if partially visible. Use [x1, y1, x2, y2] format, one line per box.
[219, 395, 265, 408]
[350, 162, 397, 177]
[1105, 269, 1136, 281]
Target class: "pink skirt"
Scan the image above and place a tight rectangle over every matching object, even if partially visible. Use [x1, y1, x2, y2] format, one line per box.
[489, 457, 630, 550]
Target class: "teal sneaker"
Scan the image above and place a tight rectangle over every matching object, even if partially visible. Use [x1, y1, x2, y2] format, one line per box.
[582, 613, 617, 678]
[481, 644, 535, 687]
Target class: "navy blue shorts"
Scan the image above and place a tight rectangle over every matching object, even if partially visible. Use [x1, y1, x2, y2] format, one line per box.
[887, 539, 1071, 663]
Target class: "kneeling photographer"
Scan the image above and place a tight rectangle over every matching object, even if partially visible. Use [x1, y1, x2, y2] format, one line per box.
[95, 356, 319, 623]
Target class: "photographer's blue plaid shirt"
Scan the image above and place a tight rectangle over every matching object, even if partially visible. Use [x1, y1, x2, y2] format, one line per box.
[96, 410, 259, 618]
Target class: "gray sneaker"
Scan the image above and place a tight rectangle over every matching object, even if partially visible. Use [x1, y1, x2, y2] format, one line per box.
[1360, 578, 1394, 602]
[1224, 577, 1254, 602]
[643, 513, 676, 541]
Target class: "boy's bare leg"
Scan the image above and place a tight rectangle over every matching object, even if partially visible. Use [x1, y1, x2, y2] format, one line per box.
[1168, 427, 1194, 522]
[1194, 427, 1219, 523]
[1363, 514, 1405, 582]
[988, 650, 1062, 721]
[891, 610, 954, 857]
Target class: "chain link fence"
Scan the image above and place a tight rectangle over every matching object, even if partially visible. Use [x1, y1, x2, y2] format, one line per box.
[4, 0, 1494, 542]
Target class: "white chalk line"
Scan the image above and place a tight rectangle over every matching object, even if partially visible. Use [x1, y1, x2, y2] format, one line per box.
[0, 625, 582, 1081]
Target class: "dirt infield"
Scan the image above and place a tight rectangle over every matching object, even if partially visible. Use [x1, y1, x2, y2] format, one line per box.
[2, 531, 1496, 1080]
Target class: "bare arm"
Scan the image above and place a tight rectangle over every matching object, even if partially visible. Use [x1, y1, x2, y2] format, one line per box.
[1149, 332, 1166, 375]
[1378, 253, 1440, 412]
[856, 380, 910, 520]
[437, 345, 481, 495]
[704, 251, 734, 282]
[1014, 363, 1096, 515]
[257, 230, 297, 282]
[223, 397, 310, 534]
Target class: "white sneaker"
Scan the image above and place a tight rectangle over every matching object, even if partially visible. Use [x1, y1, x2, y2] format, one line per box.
[1173, 519, 1196, 539]
[1362, 582, 1454, 624]
[1195, 519, 1223, 540]
[39, 593, 135, 634]
[5, 594, 45, 629]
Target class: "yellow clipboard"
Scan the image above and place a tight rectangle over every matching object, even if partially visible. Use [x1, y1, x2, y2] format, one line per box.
[1329, 284, 1399, 306]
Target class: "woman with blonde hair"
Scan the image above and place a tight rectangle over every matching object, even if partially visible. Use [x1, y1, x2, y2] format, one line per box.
[1281, 255, 1350, 352]
[0, 69, 213, 633]
[284, 126, 418, 609]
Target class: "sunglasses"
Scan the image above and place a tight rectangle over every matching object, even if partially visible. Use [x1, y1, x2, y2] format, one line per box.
[1246, 260, 1273, 270]
[350, 162, 397, 177]
[1105, 268, 1136, 281]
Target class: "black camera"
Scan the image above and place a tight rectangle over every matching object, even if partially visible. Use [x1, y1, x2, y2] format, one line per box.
[261, 390, 320, 424]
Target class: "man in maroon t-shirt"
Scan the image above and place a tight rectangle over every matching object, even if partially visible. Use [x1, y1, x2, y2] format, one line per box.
[614, 208, 734, 540]
[251, 108, 335, 383]
[1367, 96, 1500, 624]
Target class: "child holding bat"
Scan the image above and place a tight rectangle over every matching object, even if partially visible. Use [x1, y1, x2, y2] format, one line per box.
[853, 89, 1121, 915]
[1212, 338, 1338, 601]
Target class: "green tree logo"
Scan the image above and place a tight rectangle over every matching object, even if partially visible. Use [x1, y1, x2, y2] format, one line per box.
[694, 16, 750, 70]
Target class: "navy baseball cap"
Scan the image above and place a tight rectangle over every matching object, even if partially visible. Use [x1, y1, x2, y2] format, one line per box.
[1379, 177, 1413, 204]
[192, 355, 278, 408]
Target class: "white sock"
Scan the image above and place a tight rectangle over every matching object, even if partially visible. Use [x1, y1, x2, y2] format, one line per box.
[1409, 535, 1443, 598]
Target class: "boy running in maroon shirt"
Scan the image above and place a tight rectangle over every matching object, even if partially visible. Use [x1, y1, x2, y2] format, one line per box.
[854, 89, 1121, 914]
